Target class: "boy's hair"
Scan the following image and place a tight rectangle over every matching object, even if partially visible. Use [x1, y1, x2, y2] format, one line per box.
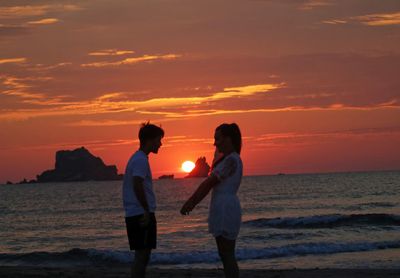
[138, 122, 164, 145]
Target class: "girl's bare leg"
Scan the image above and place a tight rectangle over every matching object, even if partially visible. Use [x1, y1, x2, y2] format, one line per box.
[216, 236, 239, 278]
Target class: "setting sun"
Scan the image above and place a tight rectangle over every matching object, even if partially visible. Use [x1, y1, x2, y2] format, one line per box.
[181, 161, 195, 173]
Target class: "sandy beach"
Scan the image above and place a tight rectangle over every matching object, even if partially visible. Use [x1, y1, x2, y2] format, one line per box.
[0, 267, 399, 278]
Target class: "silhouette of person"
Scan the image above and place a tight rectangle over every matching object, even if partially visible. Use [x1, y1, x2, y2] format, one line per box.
[122, 122, 164, 278]
[181, 123, 243, 278]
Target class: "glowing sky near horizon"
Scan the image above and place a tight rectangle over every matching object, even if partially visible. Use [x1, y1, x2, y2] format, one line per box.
[1, 0, 400, 182]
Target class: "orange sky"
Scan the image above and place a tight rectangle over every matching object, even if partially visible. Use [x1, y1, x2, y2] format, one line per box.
[1, 0, 400, 183]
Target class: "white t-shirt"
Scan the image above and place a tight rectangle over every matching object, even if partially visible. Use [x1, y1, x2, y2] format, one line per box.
[122, 150, 156, 217]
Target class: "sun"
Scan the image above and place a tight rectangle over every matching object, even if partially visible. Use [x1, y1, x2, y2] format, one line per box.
[181, 161, 195, 173]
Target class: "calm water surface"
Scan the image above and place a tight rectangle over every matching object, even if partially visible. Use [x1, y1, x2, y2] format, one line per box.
[0, 171, 399, 268]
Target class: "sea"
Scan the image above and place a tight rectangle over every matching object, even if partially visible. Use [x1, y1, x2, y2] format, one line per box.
[0, 171, 399, 269]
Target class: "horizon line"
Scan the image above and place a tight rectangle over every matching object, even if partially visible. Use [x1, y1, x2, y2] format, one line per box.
[2, 168, 399, 185]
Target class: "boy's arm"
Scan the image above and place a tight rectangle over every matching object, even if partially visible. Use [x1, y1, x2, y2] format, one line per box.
[132, 176, 150, 226]
[132, 176, 149, 212]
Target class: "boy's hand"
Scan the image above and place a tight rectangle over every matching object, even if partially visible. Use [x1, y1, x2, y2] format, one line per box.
[139, 211, 150, 227]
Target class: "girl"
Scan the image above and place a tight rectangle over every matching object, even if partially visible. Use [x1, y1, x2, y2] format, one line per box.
[181, 123, 243, 278]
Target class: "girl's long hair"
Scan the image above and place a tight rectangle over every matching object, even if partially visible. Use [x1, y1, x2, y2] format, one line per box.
[216, 123, 242, 154]
[211, 123, 242, 170]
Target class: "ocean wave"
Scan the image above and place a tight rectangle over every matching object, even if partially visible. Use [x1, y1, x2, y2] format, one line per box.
[343, 202, 396, 211]
[241, 232, 311, 241]
[243, 213, 400, 229]
[2, 207, 122, 216]
[1, 240, 399, 267]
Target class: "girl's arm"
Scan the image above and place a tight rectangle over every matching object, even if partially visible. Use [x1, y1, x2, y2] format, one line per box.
[180, 174, 219, 215]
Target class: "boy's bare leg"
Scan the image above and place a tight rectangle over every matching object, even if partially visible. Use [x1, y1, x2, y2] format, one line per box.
[132, 249, 151, 278]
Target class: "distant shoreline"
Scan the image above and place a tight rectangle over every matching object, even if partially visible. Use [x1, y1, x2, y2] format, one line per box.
[245, 169, 400, 178]
[2, 169, 400, 186]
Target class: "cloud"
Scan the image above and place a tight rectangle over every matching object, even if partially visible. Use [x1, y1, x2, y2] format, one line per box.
[0, 82, 282, 120]
[252, 0, 333, 10]
[211, 84, 283, 100]
[284, 93, 335, 100]
[321, 19, 347, 25]
[44, 100, 400, 127]
[0, 5, 81, 19]
[0, 5, 51, 18]
[2, 51, 399, 125]
[88, 49, 135, 56]
[0, 57, 27, 65]
[65, 83, 282, 113]
[299, 0, 333, 10]
[0, 75, 49, 99]
[250, 127, 400, 149]
[352, 12, 400, 26]
[0, 19, 58, 38]
[2, 76, 399, 122]
[322, 12, 400, 26]
[66, 119, 145, 127]
[0, 138, 139, 152]
[136, 101, 400, 119]
[0, 4, 79, 36]
[27, 18, 59, 25]
[29, 62, 72, 71]
[81, 54, 182, 67]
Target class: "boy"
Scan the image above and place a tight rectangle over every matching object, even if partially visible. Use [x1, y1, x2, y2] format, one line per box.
[123, 122, 164, 278]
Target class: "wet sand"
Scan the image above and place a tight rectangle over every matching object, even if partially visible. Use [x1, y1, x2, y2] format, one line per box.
[0, 266, 399, 277]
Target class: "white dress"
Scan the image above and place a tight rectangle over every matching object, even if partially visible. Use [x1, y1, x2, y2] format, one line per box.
[208, 152, 243, 240]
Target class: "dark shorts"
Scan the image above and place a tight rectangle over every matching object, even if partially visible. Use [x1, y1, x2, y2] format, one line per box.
[125, 213, 157, 250]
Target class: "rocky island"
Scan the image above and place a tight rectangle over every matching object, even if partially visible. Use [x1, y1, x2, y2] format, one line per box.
[158, 174, 174, 180]
[36, 147, 122, 182]
[185, 157, 211, 178]
[6, 148, 213, 184]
